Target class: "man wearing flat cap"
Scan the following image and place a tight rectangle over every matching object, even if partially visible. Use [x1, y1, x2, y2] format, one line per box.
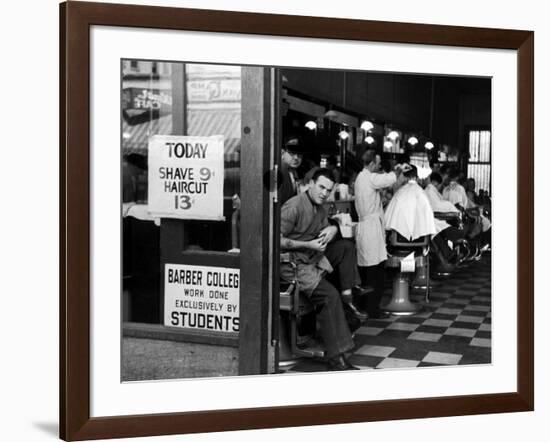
[279, 136, 304, 205]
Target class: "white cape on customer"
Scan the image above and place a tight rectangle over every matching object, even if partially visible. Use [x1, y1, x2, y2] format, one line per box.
[384, 181, 436, 241]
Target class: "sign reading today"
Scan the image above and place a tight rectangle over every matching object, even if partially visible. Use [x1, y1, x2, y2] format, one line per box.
[148, 135, 224, 220]
[164, 264, 240, 333]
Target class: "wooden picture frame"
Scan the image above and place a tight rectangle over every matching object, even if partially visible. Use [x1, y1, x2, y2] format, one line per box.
[60, 1, 533, 440]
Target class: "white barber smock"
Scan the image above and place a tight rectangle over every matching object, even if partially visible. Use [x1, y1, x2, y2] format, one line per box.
[354, 169, 396, 266]
[384, 181, 436, 241]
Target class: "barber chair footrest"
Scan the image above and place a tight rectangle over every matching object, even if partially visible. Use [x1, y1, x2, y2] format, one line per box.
[277, 358, 301, 371]
[294, 339, 325, 358]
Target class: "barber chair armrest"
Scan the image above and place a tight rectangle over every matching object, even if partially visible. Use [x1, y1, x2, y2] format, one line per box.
[434, 211, 461, 222]
[388, 230, 430, 248]
[279, 282, 295, 312]
[279, 253, 315, 316]
[279, 253, 299, 314]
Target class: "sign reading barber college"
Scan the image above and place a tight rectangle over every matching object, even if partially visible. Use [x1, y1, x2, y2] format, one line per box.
[165, 264, 240, 333]
[148, 135, 224, 220]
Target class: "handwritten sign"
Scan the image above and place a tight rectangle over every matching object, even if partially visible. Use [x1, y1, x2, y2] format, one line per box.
[148, 135, 224, 220]
[164, 264, 240, 333]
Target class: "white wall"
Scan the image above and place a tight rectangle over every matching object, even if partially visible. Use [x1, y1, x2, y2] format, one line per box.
[0, 0, 546, 441]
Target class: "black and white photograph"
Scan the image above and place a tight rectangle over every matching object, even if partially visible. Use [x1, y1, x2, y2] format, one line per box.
[5, 0, 547, 441]
[121, 60, 493, 380]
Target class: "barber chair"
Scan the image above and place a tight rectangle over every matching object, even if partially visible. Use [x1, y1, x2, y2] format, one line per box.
[464, 207, 493, 261]
[278, 254, 325, 370]
[430, 238, 454, 278]
[383, 231, 429, 315]
[433, 211, 472, 269]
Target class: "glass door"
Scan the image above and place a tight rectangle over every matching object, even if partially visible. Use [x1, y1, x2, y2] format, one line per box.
[122, 60, 279, 377]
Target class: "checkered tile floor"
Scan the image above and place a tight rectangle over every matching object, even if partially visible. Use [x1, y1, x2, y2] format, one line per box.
[284, 254, 491, 372]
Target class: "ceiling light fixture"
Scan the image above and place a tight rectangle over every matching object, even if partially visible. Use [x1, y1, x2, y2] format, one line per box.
[304, 120, 317, 130]
[338, 130, 350, 140]
[387, 130, 400, 141]
[360, 120, 374, 132]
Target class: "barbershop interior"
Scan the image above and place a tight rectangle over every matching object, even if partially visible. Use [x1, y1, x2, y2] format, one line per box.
[122, 60, 491, 379]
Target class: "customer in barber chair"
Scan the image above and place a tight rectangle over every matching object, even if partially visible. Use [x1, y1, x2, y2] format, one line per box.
[425, 172, 469, 268]
[441, 168, 491, 258]
[442, 167, 475, 209]
[280, 168, 370, 371]
[384, 165, 437, 243]
[383, 165, 461, 273]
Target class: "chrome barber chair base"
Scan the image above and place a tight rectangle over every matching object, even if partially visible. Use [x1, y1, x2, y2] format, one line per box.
[411, 273, 429, 289]
[383, 276, 423, 316]
[382, 302, 422, 316]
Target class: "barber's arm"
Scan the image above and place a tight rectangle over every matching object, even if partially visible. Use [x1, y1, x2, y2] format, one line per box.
[370, 171, 397, 189]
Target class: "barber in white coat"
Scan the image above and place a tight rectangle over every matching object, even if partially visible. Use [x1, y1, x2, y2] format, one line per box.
[354, 149, 404, 318]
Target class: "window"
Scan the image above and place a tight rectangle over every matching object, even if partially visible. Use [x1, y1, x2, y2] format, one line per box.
[122, 60, 243, 251]
[467, 129, 491, 196]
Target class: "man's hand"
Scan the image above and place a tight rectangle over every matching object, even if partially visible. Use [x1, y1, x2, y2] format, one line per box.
[317, 225, 338, 245]
[281, 225, 338, 253]
[307, 237, 328, 253]
[394, 163, 412, 174]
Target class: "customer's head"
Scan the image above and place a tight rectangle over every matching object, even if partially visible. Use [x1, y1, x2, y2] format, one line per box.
[403, 164, 418, 180]
[439, 164, 451, 185]
[447, 167, 461, 182]
[429, 172, 443, 190]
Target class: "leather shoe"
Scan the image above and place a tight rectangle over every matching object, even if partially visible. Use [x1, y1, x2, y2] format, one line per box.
[353, 285, 374, 296]
[341, 295, 368, 321]
[369, 311, 391, 319]
[344, 311, 362, 334]
[327, 354, 360, 371]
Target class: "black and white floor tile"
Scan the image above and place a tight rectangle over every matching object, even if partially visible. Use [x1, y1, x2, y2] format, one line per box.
[284, 254, 491, 372]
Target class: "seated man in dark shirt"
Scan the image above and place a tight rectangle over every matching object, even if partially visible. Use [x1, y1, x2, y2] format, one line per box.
[280, 168, 366, 371]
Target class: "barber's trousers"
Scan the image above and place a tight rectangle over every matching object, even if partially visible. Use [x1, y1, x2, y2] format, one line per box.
[308, 240, 357, 358]
[359, 262, 385, 317]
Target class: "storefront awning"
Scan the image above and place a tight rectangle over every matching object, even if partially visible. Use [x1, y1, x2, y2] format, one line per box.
[122, 111, 241, 163]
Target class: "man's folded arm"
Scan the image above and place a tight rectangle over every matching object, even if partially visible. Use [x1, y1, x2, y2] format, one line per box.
[281, 236, 311, 251]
